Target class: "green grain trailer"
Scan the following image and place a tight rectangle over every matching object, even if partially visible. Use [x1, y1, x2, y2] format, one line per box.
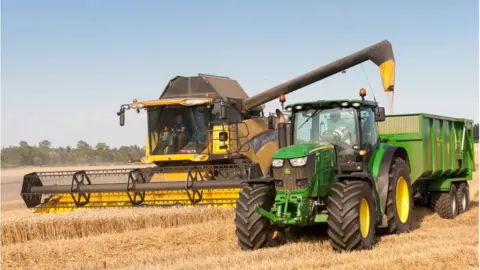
[233, 91, 475, 252]
[378, 113, 475, 217]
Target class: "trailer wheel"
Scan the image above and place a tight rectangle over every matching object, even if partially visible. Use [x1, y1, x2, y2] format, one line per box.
[326, 180, 376, 252]
[234, 184, 279, 250]
[456, 182, 470, 214]
[430, 184, 458, 219]
[385, 158, 413, 234]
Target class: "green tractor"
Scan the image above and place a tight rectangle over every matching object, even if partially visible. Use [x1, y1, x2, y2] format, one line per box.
[234, 88, 474, 252]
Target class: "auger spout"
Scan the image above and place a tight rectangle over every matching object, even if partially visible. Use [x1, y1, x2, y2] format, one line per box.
[242, 39, 395, 111]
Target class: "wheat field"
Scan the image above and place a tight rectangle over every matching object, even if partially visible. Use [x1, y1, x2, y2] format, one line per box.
[1, 147, 478, 270]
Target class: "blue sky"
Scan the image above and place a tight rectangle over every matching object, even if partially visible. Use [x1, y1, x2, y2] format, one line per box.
[2, 0, 478, 148]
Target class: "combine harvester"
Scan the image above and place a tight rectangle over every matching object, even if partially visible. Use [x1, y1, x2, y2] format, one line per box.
[20, 40, 398, 213]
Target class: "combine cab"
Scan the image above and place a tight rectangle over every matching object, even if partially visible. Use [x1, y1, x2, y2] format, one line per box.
[20, 40, 397, 213]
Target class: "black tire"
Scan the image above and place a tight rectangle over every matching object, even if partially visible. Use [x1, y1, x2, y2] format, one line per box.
[216, 169, 242, 180]
[430, 184, 458, 219]
[385, 158, 413, 234]
[456, 182, 470, 214]
[234, 184, 278, 250]
[326, 180, 377, 252]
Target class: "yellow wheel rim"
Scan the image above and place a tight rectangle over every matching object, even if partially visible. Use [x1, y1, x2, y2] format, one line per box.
[359, 198, 370, 238]
[396, 176, 410, 223]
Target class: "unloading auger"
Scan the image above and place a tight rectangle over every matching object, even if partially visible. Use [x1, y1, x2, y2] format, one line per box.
[20, 40, 395, 213]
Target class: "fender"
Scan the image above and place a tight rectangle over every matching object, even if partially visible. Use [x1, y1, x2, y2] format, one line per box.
[371, 145, 409, 214]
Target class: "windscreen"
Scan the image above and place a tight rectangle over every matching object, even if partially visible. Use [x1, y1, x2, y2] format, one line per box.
[294, 107, 358, 148]
[148, 105, 211, 155]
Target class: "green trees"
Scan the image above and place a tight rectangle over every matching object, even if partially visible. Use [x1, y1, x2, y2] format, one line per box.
[1, 140, 145, 168]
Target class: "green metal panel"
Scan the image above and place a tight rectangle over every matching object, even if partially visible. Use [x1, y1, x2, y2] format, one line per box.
[379, 113, 474, 183]
[433, 119, 441, 174]
[422, 116, 432, 173]
[377, 115, 420, 134]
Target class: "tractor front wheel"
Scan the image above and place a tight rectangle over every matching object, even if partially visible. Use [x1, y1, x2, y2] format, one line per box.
[327, 180, 377, 252]
[234, 184, 279, 250]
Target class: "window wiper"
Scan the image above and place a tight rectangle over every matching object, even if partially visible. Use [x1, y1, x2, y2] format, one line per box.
[298, 109, 320, 130]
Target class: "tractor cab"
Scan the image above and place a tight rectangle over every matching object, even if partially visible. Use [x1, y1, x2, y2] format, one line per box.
[284, 89, 386, 173]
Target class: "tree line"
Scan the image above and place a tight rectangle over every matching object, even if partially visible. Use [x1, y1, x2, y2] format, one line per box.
[1, 124, 478, 169]
[1, 140, 145, 168]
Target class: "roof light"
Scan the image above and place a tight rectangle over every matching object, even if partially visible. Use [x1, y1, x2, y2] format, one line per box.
[352, 102, 361, 108]
[295, 105, 303, 110]
[129, 102, 144, 110]
[183, 99, 209, 106]
[286, 107, 292, 112]
[341, 101, 349, 107]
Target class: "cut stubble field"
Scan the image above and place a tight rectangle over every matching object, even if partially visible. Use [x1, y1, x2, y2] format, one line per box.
[1, 146, 479, 270]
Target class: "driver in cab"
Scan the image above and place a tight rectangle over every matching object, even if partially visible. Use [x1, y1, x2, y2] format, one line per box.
[173, 114, 186, 150]
[329, 111, 351, 145]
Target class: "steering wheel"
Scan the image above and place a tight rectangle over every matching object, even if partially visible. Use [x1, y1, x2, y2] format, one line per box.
[322, 130, 342, 141]
[321, 130, 352, 151]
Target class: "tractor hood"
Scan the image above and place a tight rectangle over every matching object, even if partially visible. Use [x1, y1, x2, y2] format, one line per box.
[272, 142, 334, 159]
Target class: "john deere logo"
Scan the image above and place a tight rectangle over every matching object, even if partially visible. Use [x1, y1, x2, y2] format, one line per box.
[284, 168, 292, 175]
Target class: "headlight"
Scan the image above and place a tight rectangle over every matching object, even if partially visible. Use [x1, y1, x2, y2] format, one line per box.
[272, 159, 284, 167]
[290, 157, 308, 167]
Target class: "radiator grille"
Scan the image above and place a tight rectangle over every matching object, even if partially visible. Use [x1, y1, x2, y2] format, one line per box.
[272, 156, 315, 190]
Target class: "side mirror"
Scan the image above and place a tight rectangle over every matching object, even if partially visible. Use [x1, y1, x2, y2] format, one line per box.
[118, 107, 125, 126]
[374, 107, 386, 122]
[268, 114, 275, 130]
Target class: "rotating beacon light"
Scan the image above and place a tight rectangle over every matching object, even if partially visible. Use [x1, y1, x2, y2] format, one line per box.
[359, 88, 367, 101]
[279, 94, 286, 110]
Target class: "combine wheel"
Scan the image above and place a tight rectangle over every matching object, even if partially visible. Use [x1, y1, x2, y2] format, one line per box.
[430, 185, 458, 219]
[217, 169, 242, 181]
[326, 180, 376, 252]
[385, 158, 413, 234]
[234, 184, 279, 250]
[456, 182, 470, 214]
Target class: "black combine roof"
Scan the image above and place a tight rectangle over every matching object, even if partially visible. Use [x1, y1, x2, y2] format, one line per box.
[159, 73, 250, 100]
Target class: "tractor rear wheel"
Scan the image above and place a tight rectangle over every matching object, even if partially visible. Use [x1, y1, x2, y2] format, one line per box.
[456, 182, 470, 214]
[430, 184, 458, 219]
[327, 180, 376, 252]
[385, 158, 413, 234]
[234, 184, 278, 250]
